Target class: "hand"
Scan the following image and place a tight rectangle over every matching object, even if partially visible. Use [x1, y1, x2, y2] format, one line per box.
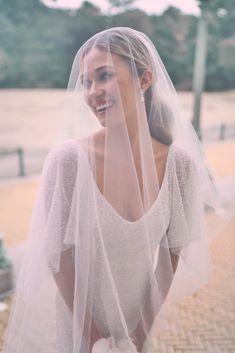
[92, 337, 139, 353]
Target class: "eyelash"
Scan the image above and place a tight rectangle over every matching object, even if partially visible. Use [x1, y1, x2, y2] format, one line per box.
[81, 80, 91, 89]
[81, 71, 114, 89]
[100, 71, 113, 81]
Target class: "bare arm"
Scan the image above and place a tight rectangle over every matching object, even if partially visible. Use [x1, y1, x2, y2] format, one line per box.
[45, 145, 102, 345]
[131, 248, 179, 351]
[53, 249, 103, 349]
[170, 250, 179, 274]
[53, 248, 75, 312]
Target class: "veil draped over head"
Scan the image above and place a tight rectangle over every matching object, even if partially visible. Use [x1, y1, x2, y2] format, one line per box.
[3, 27, 235, 353]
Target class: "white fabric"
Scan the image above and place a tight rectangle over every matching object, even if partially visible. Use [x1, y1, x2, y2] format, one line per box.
[45, 140, 204, 339]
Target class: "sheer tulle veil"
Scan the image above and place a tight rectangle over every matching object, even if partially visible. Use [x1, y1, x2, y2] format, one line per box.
[3, 27, 235, 353]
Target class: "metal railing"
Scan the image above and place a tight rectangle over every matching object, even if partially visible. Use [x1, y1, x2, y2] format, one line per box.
[201, 123, 235, 142]
[0, 125, 234, 179]
[0, 148, 25, 177]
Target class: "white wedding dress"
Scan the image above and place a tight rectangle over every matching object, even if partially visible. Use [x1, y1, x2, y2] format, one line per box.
[46, 139, 204, 352]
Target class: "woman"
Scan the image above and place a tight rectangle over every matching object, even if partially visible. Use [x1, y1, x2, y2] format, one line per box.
[3, 27, 228, 353]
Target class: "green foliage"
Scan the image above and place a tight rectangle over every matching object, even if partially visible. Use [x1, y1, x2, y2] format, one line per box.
[197, 0, 235, 90]
[109, 9, 152, 35]
[108, 0, 136, 10]
[0, 0, 234, 90]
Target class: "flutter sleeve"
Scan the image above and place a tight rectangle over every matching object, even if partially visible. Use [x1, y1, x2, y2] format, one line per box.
[41, 141, 78, 273]
[160, 148, 205, 256]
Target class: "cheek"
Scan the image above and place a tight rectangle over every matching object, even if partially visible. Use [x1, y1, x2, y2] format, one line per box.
[107, 80, 118, 98]
[82, 89, 92, 108]
[84, 93, 95, 113]
[121, 81, 136, 107]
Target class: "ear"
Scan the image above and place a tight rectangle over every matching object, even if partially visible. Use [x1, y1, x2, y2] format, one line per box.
[139, 69, 152, 91]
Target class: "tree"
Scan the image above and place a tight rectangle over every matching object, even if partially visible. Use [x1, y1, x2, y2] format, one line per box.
[0, 0, 234, 89]
[79, 1, 100, 15]
[196, 0, 235, 90]
[150, 7, 195, 88]
[108, 0, 136, 12]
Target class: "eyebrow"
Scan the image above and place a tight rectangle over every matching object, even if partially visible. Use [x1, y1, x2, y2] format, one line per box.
[80, 65, 114, 81]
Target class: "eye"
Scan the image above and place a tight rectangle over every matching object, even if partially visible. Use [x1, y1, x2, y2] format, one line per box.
[99, 71, 114, 81]
[80, 78, 91, 89]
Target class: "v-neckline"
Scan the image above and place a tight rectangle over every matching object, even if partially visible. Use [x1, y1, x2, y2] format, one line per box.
[77, 142, 173, 225]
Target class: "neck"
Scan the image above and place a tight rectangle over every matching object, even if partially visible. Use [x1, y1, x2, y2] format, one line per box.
[113, 115, 141, 157]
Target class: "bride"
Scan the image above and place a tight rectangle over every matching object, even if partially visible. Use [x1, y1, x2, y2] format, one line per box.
[3, 27, 229, 353]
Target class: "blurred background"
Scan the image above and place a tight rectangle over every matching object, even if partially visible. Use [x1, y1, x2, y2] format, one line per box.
[1, 0, 235, 179]
[0, 0, 235, 351]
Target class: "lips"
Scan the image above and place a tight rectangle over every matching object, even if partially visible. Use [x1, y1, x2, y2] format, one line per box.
[95, 101, 114, 113]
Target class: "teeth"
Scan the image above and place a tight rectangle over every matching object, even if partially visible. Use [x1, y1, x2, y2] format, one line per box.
[96, 102, 113, 111]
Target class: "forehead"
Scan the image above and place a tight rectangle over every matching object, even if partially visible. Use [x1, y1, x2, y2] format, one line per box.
[79, 47, 126, 74]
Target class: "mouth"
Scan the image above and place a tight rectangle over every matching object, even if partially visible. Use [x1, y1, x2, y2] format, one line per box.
[95, 101, 114, 115]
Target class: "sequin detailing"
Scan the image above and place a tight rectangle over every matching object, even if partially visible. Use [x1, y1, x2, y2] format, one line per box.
[45, 140, 203, 337]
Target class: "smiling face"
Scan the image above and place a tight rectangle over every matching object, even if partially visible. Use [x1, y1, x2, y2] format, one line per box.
[79, 48, 142, 127]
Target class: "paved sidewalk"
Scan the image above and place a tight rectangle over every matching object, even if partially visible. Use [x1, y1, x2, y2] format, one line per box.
[152, 219, 235, 352]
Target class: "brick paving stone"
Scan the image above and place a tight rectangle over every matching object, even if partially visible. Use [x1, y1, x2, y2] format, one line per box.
[152, 219, 235, 352]
[0, 209, 234, 353]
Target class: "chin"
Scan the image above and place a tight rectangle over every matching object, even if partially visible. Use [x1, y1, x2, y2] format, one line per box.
[96, 114, 106, 127]
[96, 110, 121, 129]
[99, 120, 106, 127]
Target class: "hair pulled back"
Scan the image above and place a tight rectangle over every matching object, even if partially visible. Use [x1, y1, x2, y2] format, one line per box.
[80, 27, 173, 145]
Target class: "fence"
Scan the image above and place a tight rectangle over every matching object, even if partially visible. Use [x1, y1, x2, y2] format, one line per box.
[0, 148, 49, 180]
[0, 148, 25, 177]
[201, 123, 235, 142]
[0, 123, 234, 179]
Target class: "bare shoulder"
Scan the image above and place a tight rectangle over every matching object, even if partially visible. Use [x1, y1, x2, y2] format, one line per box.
[77, 129, 105, 156]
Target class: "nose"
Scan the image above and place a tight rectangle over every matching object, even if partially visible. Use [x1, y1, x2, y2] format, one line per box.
[87, 82, 104, 102]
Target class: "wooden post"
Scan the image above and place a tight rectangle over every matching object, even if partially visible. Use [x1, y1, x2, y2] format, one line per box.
[219, 123, 226, 140]
[17, 147, 25, 176]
